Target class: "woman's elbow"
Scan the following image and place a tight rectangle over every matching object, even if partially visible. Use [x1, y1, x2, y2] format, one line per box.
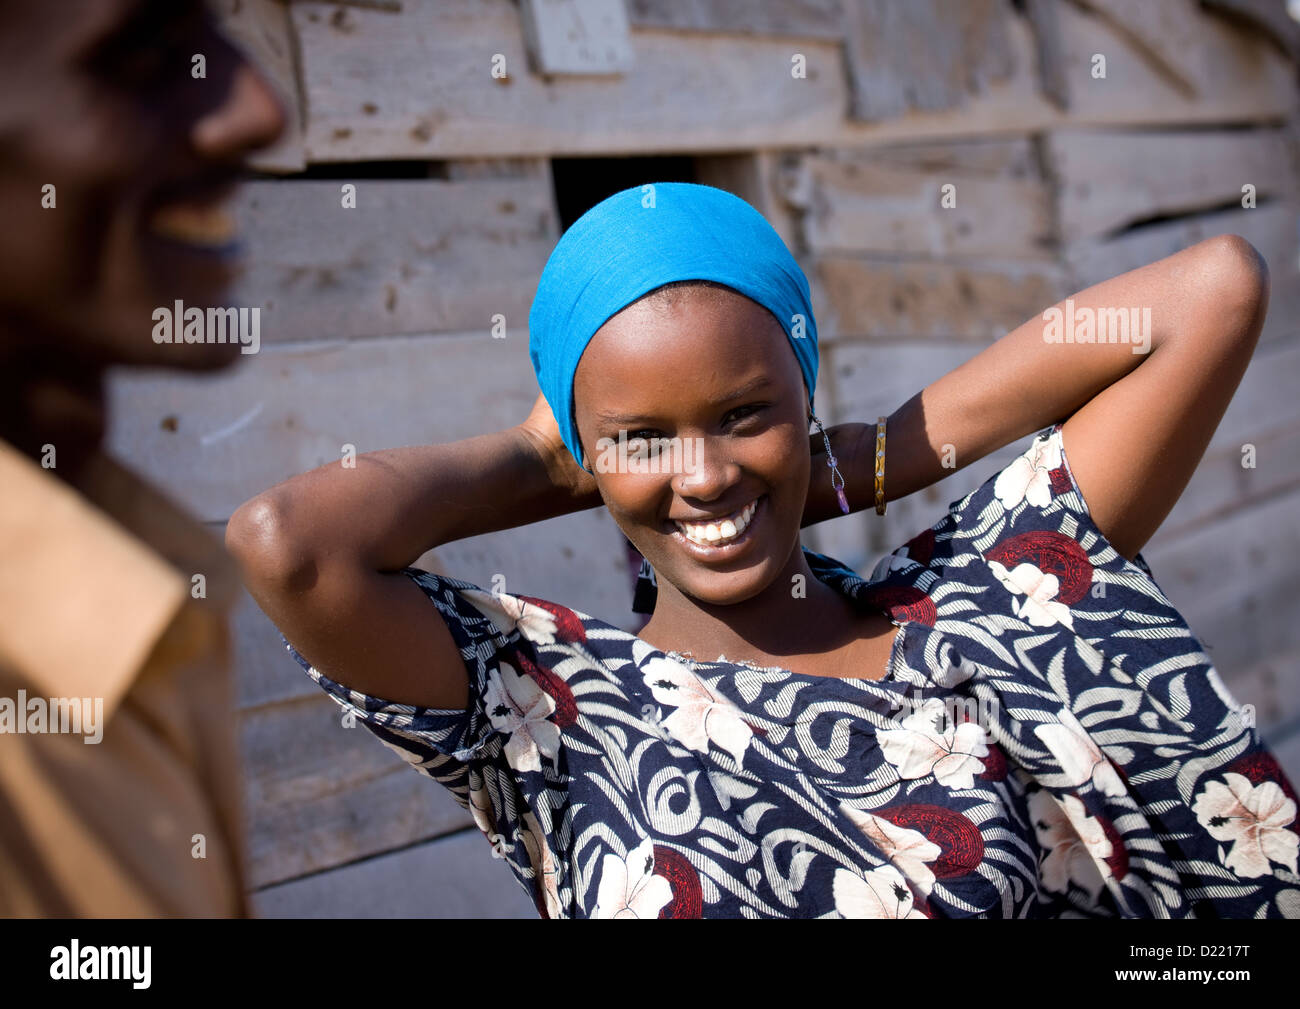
[225, 493, 317, 594]
[1203, 233, 1270, 339]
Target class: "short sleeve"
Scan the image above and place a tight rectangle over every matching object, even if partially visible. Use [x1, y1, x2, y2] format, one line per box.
[985, 421, 1156, 576]
[282, 567, 587, 917]
[281, 567, 521, 810]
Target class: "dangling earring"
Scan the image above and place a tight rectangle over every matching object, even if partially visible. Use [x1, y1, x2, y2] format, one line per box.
[810, 408, 850, 514]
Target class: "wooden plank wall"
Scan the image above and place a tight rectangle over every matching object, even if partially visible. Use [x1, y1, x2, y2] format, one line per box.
[102, 0, 1300, 917]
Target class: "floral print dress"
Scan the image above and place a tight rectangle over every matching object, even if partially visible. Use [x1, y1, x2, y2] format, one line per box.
[285, 424, 1300, 918]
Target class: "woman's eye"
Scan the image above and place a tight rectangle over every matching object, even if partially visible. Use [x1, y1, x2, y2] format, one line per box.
[626, 431, 661, 454]
[726, 404, 766, 426]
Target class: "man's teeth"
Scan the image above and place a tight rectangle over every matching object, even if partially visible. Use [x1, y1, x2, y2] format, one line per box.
[148, 203, 236, 246]
[675, 499, 758, 547]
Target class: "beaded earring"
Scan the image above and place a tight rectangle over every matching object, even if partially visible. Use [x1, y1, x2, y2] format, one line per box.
[810, 408, 851, 514]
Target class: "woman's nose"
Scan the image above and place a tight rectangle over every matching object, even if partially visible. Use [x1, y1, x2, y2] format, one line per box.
[191, 61, 287, 160]
[670, 436, 739, 501]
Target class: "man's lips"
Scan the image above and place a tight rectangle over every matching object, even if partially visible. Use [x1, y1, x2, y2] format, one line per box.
[143, 171, 243, 252]
[147, 200, 237, 248]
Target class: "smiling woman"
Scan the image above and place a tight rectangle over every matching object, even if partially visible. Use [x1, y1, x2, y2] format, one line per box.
[227, 182, 1300, 919]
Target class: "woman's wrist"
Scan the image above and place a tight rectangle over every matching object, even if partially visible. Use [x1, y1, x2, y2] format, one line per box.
[801, 421, 874, 527]
[513, 422, 602, 512]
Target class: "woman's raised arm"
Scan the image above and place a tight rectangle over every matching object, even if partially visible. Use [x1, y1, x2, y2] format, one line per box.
[804, 234, 1269, 559]
[225, 398, 601, 710]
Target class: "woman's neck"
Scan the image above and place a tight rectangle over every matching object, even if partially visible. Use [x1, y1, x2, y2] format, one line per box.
[636, 542, 858, 666]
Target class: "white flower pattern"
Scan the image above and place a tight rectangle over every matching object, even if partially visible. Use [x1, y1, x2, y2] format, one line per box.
[833, 864, 928, 919]
[1029, 789, 1112, 901]
[483, 660, 559, 774]
[592, 837, 674, 919]
[995, 433, 1063, 510]
[1193, 773, 1299, 878]
[878, 698, 991, 790]
[641, 655, 753, 767]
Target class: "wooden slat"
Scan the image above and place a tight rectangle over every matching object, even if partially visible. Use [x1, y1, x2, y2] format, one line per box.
[1023, 0, 1070, 109]
[1071, 0, 1212, 98]
[240, 692, 476, 888]
[212, 0, 306, 173]
[840, 0, 1015, 122]
[291, 0, 847, 161]
[789, 140, 1054, 259]
[225, 177, 557, 344]
[106, 330, 539, 522]
[626, 0, 847, 40]
[1154, 342, 1300, 542]
[1144, 488, 1300, 733]
[814, 256, 1069, 340]
[1062, 201, 1300, 347]
[286, 0, 1294, 163]
[252, 827, 537, 917]
[1047, 128, 1298, 244]
[1055, 0, 1295, 125]
[519, 0, 634, 76]
[1202, 0, 1300, 60]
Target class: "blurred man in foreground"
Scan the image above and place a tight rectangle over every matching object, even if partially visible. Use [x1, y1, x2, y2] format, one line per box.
[0, 0, 284, 915]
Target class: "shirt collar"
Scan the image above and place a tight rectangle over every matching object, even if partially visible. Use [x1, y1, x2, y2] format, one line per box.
[0, 439, 236, 720]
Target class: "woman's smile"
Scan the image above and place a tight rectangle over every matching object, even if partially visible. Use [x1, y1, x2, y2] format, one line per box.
[667, 493, 766, 561]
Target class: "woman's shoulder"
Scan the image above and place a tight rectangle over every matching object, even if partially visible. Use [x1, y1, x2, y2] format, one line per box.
[884, 422, 1150, 575]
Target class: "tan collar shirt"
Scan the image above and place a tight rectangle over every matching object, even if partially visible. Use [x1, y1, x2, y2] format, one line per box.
[0, 438, 248, 916]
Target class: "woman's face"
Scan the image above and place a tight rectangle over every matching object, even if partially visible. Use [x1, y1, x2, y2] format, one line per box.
[573, 286, 812, 607]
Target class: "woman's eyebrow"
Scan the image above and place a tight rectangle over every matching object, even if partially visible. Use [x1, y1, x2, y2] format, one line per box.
[592, 376, 774, 424]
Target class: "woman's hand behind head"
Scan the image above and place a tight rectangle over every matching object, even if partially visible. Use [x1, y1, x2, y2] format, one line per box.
[518, 391, 601, 503]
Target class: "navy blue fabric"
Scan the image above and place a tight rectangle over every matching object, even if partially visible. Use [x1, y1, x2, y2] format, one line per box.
[284, 425, 1300, 918]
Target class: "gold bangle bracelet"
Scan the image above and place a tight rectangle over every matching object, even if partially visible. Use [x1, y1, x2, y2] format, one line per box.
[874, 416, 887, 516]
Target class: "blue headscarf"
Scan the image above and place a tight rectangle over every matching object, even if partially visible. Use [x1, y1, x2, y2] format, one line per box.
[528, 182, 820, 474]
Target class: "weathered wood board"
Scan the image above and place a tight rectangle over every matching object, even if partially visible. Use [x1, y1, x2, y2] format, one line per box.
[284, 0, 1294, 163]
[291, 0, 846, 161]
[788, 139, 1054, 259]
[626, 0, 847, 40]
[814, 256, 1069, 340]
[1047, 128, 1299, 243]
[107, 330, 548, 521]
[1153, 342, 1300, 542]
[1053, 0, 1296, 126]
[252, 826, 537, 917]
[1062, 201, 1300, 347]
[226, 178, 557, 344]
[519, 0, 635, 76]
[1144, 487, 1300, 732]
[840, 0, 1016, 122]
[240, 691, 477, 888]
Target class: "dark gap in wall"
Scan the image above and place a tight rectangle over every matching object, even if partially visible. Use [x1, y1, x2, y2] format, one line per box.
[256, 160, 449, 180]
[1107, 194, 1277, 240]
[550, 155, 697, 232]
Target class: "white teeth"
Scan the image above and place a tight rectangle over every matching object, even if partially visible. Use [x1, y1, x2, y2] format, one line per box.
[675, 498, 759, 547]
